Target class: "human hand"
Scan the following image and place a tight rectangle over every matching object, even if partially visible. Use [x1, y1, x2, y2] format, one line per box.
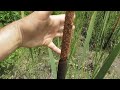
[17, 11, 75, 54]
[0, 11, 75, 60]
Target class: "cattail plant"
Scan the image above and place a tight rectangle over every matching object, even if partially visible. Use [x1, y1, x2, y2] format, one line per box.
[102, 16, 120, 50]
[94, 15, 120, 79]
[57, 11, 75, 79]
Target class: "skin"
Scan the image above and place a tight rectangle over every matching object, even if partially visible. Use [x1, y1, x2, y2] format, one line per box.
[0, 11, 75, 61]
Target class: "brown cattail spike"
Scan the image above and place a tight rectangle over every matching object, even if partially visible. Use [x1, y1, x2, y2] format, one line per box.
[60, 11, 75, 60]
[57, 11, 75, 79]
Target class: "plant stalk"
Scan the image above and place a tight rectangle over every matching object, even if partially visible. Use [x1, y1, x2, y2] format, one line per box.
[57, 11, 75, 79]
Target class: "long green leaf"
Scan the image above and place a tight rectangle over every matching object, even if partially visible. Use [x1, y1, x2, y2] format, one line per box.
[101, 11, 110, 37]
[48, 48, 57, 79]
[95, 42, 120, 79]
[21, 11, 25, 18]
[81, 11, 97, 62]
[79, 11, 97, 78]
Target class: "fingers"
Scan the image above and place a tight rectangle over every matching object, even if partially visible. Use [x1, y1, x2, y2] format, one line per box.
[49, 26, 75, 54]
[56, 25, 75, 37]
[48, 42, 61, 55]
[34, 11, 53, 20]
[72, 25, 75, 30]
[59, 13, 76, 26]
[50, 13, 75, 29]
[58, 26, 64, 33]
[58, 25, 75, 32]
[56, 33, 63, 37]
[58, 14, 65, 26]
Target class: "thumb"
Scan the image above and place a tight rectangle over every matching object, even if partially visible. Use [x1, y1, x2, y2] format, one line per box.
[48, 42, 61, 55]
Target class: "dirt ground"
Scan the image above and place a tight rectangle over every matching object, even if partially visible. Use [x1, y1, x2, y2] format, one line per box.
[111, 56, 120, 78]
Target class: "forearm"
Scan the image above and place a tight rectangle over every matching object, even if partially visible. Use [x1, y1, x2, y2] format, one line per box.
[0, 21, 22, 61]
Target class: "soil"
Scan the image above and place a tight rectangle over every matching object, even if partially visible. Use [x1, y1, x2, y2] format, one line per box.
[111, 55, 120, 77]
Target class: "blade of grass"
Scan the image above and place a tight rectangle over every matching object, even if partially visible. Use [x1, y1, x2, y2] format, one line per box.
[93, 14, 120, 78]
[57, 38, 60, 48]
[92, 12, 110, 78]
[103, 15, 120, 50]
[100, 11, 110, 49]
[82, 11, 97, 62]
[21, 11, 25, 19]
[80, 11, 97, 78]
[48, 48, 57, 79]
[92, 12, 120, 79]
[101, 11, 110, 38]
[94, 42, 120, 79]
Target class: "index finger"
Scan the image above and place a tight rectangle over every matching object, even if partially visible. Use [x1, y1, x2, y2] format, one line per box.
[57, 13, 75, 26]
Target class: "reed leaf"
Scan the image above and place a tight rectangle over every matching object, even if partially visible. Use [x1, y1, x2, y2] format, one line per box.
[48, 48, 57, 79]
[81, 11, 97, 62]
[94, 42, 120, 79]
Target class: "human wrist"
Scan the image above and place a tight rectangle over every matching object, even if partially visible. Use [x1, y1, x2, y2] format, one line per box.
[8, 21, 22, 48]
[15, 21, 23, 47]
[0, 21, 22, 60]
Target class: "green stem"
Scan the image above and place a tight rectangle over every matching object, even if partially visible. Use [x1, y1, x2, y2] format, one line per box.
[57, 11, 75, 79]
